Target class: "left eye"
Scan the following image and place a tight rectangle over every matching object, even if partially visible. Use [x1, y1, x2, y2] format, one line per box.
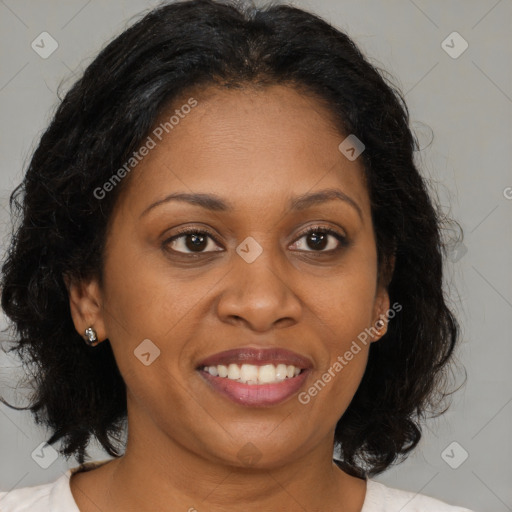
[290, 227, 347, 252]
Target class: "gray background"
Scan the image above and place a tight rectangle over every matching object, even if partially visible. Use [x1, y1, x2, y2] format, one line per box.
[0, 1, 511, 511]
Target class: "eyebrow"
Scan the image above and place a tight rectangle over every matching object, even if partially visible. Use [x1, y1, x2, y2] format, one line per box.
[139, 187, 363, 221]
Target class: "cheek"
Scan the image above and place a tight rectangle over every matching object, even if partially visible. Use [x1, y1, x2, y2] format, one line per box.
[303, 316, 371, 424]
[303, 249, 377, 383]
[310, 267, 378, 343]
[100, 243, 224, 394]
[124, 364, 220, 456]
[102, 236, 200, 339]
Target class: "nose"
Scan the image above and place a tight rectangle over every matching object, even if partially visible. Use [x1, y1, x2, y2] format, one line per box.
[215, 248, 302, 332]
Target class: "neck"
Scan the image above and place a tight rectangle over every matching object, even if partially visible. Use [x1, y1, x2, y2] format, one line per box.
[97, 399, 366, 511]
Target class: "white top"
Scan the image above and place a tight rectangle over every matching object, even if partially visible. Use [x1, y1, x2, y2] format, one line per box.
[0, 460, 476, 511]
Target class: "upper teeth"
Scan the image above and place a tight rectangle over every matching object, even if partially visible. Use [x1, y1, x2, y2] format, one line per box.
[203, 363, 301, 384]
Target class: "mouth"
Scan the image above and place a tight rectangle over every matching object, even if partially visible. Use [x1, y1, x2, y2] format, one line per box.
[196, 347, 312, 407]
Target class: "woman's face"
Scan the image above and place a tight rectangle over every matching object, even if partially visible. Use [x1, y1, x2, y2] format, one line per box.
[76, 84, 390, 469]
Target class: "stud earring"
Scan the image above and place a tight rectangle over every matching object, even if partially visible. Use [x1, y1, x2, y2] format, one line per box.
[84, 327, 99, 346]
[375, 318, 386, 331]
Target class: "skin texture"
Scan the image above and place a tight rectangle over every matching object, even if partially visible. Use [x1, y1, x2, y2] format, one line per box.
[67, 84, 390, 512]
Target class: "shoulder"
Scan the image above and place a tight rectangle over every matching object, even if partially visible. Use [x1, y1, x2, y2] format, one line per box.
[0, 471, 76, 512]
[0, 460, 110, 512]
[362, 478, 476, 512]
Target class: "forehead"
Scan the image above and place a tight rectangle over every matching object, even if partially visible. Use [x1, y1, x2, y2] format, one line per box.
[119, 84, 370, 218]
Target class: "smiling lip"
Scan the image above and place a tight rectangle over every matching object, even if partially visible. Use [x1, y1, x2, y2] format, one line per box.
[199, 368, 310, 407]
[197, 347, 313, 369]
[196, 347, 313, 407]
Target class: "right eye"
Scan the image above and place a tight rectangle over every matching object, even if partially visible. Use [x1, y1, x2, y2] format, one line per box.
[163, 228, 224, 255]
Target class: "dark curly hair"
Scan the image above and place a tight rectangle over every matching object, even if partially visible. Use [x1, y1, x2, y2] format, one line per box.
[0, 0, 463, 477]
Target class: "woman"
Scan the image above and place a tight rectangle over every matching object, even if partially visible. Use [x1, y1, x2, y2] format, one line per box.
[0, 0, 475, 510]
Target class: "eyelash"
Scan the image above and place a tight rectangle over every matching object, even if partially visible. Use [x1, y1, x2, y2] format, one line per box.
[163, 225, 348, 257]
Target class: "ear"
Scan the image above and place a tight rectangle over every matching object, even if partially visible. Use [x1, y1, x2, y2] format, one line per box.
[64, 273, 107, 344]
[370, 283, 391, 343]
[370, 252, 396, 343]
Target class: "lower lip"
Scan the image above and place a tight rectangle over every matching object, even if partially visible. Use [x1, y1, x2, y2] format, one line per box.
[198, 369, 310, 407]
